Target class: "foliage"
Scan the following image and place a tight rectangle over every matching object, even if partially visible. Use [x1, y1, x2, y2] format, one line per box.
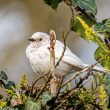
[1, 0, 110, 110]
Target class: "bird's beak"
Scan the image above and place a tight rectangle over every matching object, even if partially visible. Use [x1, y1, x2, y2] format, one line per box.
[28, 38, 35, 41]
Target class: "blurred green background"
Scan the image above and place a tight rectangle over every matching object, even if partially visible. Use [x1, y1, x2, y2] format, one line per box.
[0, 0, 110, 83]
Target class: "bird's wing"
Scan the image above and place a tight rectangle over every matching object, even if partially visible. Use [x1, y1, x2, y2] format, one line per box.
[55, 40, 85, 69]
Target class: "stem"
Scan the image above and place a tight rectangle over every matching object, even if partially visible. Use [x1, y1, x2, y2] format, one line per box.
[50, 30, 56, 79]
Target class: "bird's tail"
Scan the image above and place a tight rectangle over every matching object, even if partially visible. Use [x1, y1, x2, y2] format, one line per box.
[83, 64, 110, 73]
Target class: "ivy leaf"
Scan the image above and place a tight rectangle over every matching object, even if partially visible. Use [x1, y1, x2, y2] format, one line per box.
[25, 99, 41, 110]
[41, 91, 52, 106]
[94, 23, 108, 33]
[94, 18, 110, 35]
[5, 81, 16, 90]
[44, 0, 62, 9]
[0, 71, 8, 81]
[72, 0, 97, 17]
[104, 19, 110, 34]
[94, 47, 110, 69]
[70, 14, 94, 40]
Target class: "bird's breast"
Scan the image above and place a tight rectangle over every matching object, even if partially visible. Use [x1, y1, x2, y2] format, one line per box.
[28, 46, 50, 74]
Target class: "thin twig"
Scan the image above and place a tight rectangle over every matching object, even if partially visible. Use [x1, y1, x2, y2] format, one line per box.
[30, 71, 50, 95]
[61, 58, 103, 88]
[55, 74, 65, 98]
[70, 5, 74, 17]
[55, 29, 70, 67]
[72, 70, 91, 90]
[34, 75, 51, 101]
[59, 59, 103, 99]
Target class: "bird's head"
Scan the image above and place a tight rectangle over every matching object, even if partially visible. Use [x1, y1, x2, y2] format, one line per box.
[28, 32, 50, 47]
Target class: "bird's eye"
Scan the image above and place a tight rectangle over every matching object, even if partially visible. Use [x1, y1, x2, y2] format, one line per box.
[39, 38, 42, 41]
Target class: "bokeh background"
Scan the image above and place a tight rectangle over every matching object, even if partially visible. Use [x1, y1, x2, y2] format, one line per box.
[0, 0, 110, 83]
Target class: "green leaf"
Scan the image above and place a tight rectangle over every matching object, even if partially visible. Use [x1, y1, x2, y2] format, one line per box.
[104, 19, 110, 34]
[41, 91, 52, 106]
[105, 18, 110, 28]
[0, 71, 8, 80]
[0, 94, 3, 99]
[72, 0, 97, 17]
[94, 23, 107, 33]
[94, 47, 105, 61]
[72, 0, 78, 7]
[70, 14, 94, 39]
[44, 0, 62, 9]
[94, 47, 110, 69]
[94, 19, 110, 35]
[25, 99, 41, 110]
[104, 75, 110, 96]
[5, 81, 16, 90]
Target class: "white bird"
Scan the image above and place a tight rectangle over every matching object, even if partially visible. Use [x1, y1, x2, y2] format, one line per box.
[26, 32, 107, 78]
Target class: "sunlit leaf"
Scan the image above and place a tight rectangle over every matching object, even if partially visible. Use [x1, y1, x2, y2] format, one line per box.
[70, 14, 94, 39]
[94, 47, 110, 69]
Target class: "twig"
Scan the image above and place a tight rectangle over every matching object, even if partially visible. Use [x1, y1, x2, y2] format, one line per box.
[55, 29, 70, 67]
[56, 88, 103, 110]
[82, 77, 92, 87]
[61, 58, 103, 89]
[70, 5, 74, 17]
[72, 70, 91, 90]
[59, 59, 103, 99]
[34, 75, 51, 101]
[55, 74, 65, 98]
[30, 71, 50, 96]
[61, 70, 83, 88]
